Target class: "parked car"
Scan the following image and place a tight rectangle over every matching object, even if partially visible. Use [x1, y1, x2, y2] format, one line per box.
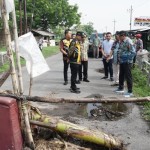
[88, 33, 103, 57]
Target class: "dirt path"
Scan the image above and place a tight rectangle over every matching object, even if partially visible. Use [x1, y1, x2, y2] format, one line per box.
[1, 53, 150, 150]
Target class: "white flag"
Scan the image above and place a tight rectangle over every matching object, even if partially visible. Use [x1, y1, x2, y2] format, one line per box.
[12, 32, 50, 78]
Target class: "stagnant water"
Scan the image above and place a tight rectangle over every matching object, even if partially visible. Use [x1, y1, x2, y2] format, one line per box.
[35, 94, 132, 149]
[39, 94, 133, 121]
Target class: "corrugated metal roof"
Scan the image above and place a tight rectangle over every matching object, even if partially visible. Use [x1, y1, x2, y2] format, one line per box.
[137, 28, 150, 31]
[130, 28, 150, 32]
[32, 29, 55, 37]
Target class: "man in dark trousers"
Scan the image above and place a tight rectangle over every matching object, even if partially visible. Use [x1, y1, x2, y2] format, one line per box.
[60, 29, 72, 85]
[68, 31, 84, 93]
[79, 33, 90, 82]
[101, 32, 114, 81]
[115, 31, 135, 97]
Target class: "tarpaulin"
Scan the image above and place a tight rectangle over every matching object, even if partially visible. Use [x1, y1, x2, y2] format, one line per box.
[12, 32, 50, 78]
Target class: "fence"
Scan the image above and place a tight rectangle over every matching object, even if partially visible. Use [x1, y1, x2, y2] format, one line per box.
[137, 51, 150, 86]
[141, 60, 150, 86]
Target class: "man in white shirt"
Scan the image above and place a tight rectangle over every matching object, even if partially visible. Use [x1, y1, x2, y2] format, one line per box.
[101, 32, 114, 81]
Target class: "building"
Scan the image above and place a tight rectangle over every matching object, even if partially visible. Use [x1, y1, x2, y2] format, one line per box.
[32, 29, 56, 46]
[127, 28, 150, 51]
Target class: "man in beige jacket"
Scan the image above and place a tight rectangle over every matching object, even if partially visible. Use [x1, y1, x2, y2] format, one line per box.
[79, 33, 90, 82]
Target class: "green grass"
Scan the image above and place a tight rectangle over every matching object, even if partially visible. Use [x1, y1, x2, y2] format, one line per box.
[0, 47, 6, 52]
[132, 67, 150, 120]
[143, 102, 150, 121]
[0, 46, 59, 73]
[42, 46, 59, 58]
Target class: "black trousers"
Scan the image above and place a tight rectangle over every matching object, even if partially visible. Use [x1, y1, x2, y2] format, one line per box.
[133, 54, 137, 64]
[103, 59, 113, 78]
[70, 63, 79, 90]
[63, 59, 69, 81]
[79, 61, 88, 80]
[119, 63, 132, 93]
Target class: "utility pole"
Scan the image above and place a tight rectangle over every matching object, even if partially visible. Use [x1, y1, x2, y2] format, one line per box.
[113, 19, 116, 34]
[129, 5, 133, 31]
[105, 26, 107, 32]
[23, 0, 27, 33]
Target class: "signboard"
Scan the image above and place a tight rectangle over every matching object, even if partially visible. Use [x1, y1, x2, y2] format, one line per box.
[134, 17, 150, 27]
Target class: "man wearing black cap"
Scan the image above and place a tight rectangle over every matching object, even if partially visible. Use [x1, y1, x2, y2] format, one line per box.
[68, 31, 84, 93]
[115, 31, 135, 97]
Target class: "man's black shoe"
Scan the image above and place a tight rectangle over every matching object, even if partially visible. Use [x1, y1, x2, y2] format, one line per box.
[83, 79, 90, 82]
[75, 80, 81, 84]
[110, 78, 114, 81]
[70, 87, 80, 90]
[64, 81, 68, 85]
[101, 76, 108, 79]
[70, 88, 81, 94]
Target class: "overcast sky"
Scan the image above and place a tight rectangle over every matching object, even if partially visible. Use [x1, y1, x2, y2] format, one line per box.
[69, 0, 150, 33]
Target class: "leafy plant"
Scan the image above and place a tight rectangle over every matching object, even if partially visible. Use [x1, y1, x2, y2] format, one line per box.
[132, 67, 150, 120]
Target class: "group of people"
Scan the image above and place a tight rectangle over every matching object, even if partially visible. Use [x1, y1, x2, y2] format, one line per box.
[101, 31, 143, 97]
[60, 29, 90, 94]
[59, 29, 143, 97]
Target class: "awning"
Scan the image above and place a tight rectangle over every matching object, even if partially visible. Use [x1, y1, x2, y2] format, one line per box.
[32, 29, 55, 37]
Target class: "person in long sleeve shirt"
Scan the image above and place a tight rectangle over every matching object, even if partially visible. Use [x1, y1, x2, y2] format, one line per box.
[115, 31, 135, 97]
[79, 33, 90, 82]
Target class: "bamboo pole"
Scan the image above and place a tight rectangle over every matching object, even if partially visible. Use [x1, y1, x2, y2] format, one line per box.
[0, 93, 150, 104]
[25, 96, 150, 103]
[29, 63, 33, 96]
[29, 112, 123, 149]
[11, 0, 35, 148]
[0, 0, 19, 94]
[12, 0, 23, 95]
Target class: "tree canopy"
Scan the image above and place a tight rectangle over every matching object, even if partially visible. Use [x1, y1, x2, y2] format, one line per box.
[74, 22, 95, 36]
[15, 0, 81, 31]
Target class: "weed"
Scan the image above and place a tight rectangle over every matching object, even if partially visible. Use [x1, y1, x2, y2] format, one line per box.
[132, 67, 150, 120]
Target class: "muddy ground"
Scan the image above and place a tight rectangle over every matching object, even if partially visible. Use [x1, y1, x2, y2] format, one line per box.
[33, 102, 150, 150]
[2, 53, 150, 150]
